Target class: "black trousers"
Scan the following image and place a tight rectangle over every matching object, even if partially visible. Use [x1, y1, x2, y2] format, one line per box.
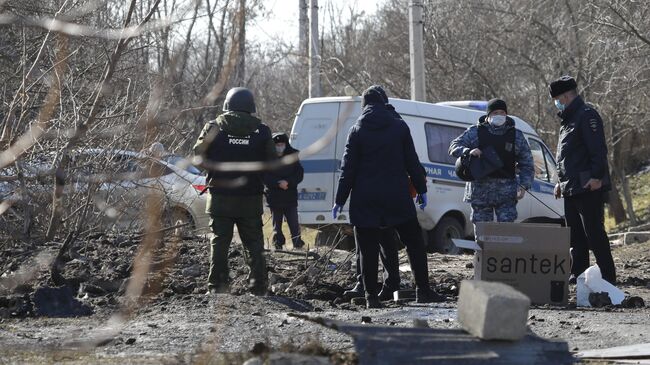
[355, 218, 431, 296]
[564, 190, 616, 283]
[270, 206, 302, 247]
[353, 228, 400, 291]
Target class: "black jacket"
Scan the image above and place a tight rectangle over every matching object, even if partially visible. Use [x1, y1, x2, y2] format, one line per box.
[264, 145, 304, 208]
[335, 102, 427, 228]
[556, 96, 611, 197]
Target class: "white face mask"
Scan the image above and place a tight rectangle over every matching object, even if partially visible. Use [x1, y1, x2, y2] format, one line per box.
[489, 115, 507, 126]
[275, 144, 286, 155]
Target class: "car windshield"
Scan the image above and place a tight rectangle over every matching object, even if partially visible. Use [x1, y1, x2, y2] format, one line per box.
[162, 155, 203, 175]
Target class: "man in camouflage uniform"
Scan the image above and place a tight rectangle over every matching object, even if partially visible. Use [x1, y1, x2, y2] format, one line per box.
[193, 87, 276, 295]
[449, 99, 534, 226]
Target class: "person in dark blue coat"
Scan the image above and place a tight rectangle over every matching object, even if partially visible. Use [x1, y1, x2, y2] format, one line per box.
[264, 133, 305, 250]
[338, 88, 403, 302]
[550, 75, 616, 284]
[333, 85, 444, 308]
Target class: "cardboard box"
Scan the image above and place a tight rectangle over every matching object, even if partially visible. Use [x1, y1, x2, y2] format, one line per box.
[453, 222, 570, 305]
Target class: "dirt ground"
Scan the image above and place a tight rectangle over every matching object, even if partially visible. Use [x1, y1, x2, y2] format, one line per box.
[0, 232, 649, 364]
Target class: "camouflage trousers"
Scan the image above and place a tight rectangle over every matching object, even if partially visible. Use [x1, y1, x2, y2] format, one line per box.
[470, 201, 517, 223]
[208, 216, 267, 293]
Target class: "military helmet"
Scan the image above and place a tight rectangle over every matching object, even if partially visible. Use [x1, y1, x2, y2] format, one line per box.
[455, 151, 474, 182]
[223, 87, 256, 114]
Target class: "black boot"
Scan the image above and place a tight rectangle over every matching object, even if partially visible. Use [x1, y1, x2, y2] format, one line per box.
[416, 287, 445, 303]
[378, 285, 397, 301]
[366, 295, 382, 309]
[292, 238, 305, 250]
[343, 282, 365, 299]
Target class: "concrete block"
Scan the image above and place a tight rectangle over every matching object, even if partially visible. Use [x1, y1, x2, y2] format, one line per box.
[457, 280, 531, 341]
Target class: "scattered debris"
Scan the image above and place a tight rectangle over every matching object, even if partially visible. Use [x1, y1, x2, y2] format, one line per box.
[412, 319, 429, 328]
[621, 296, 646, 308]
[0, 294, 32, 318]
[588, 292, 613, 308]
[251, 342, 270, 356]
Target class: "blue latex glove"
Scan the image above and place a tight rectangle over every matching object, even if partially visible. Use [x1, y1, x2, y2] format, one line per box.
[332, 204, 342, 219]
[416, 193, 427, 210]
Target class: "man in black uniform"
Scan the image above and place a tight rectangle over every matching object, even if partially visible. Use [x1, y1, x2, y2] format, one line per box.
[194, 87, 276, 295]
[264, 132, 305, 250]
[550, 76, 616, 284]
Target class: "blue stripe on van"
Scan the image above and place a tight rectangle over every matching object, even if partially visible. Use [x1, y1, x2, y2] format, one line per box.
[532, 180, 556, 195]
[301, 159, 554, 195]
[421, 162, 460, 181]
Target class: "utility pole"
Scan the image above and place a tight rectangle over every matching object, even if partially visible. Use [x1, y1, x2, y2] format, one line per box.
[309, 0, 321, 98]
[299, 0, 309, 59]
[409, 0, 426, 101]
[235, 0, 246, 86]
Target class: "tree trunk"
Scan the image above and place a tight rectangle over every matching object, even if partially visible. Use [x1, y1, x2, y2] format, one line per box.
[618, 166, 638, 226]
[607, 172, 627, 225]
[234, 0, 246, 86]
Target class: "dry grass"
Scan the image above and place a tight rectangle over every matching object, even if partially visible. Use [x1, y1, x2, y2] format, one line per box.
[605, 170, 650, 232]
[261, 212, 319, 250]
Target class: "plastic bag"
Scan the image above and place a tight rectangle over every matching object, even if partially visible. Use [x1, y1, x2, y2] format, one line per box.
[576, 264, 625, 307]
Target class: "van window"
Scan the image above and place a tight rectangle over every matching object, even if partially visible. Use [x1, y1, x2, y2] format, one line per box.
[528, 138, 558, 183]
[425, 123, 466, 165]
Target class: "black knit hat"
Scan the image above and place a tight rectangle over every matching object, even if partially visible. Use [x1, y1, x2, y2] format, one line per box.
[272, 132, 289, 144]
[361, 85, 388, 107]
[549, 76, 577, 97]
[486, 98, 507, 116]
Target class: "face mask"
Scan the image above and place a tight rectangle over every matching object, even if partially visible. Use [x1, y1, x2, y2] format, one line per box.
[275, 145, 285, 155]
[554, 99, 565, 111]
[489, 115, 506, 126]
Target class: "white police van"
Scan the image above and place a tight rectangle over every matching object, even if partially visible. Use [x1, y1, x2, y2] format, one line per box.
[290, 96, 563, 253]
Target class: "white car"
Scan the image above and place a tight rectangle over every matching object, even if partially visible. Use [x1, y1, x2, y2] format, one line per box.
[72, 149, 210, 235]
[0, 149, 210, 237]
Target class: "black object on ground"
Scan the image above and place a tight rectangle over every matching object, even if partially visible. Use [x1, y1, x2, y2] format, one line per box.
[32, 285, 93, 317]
[588, 292, 612, 308]
[621, 296, 645, 308]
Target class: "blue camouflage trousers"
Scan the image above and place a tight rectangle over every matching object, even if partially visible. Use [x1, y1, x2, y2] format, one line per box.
[466, 178, 518, 223]
[470, 201, 518, 223]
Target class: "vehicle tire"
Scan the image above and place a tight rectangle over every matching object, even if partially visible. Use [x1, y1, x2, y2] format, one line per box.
[315, 228, 356, 251]
[166, 207, 195, 239]
[315, 229, 337, 247]
[429, 217, 464, 255]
